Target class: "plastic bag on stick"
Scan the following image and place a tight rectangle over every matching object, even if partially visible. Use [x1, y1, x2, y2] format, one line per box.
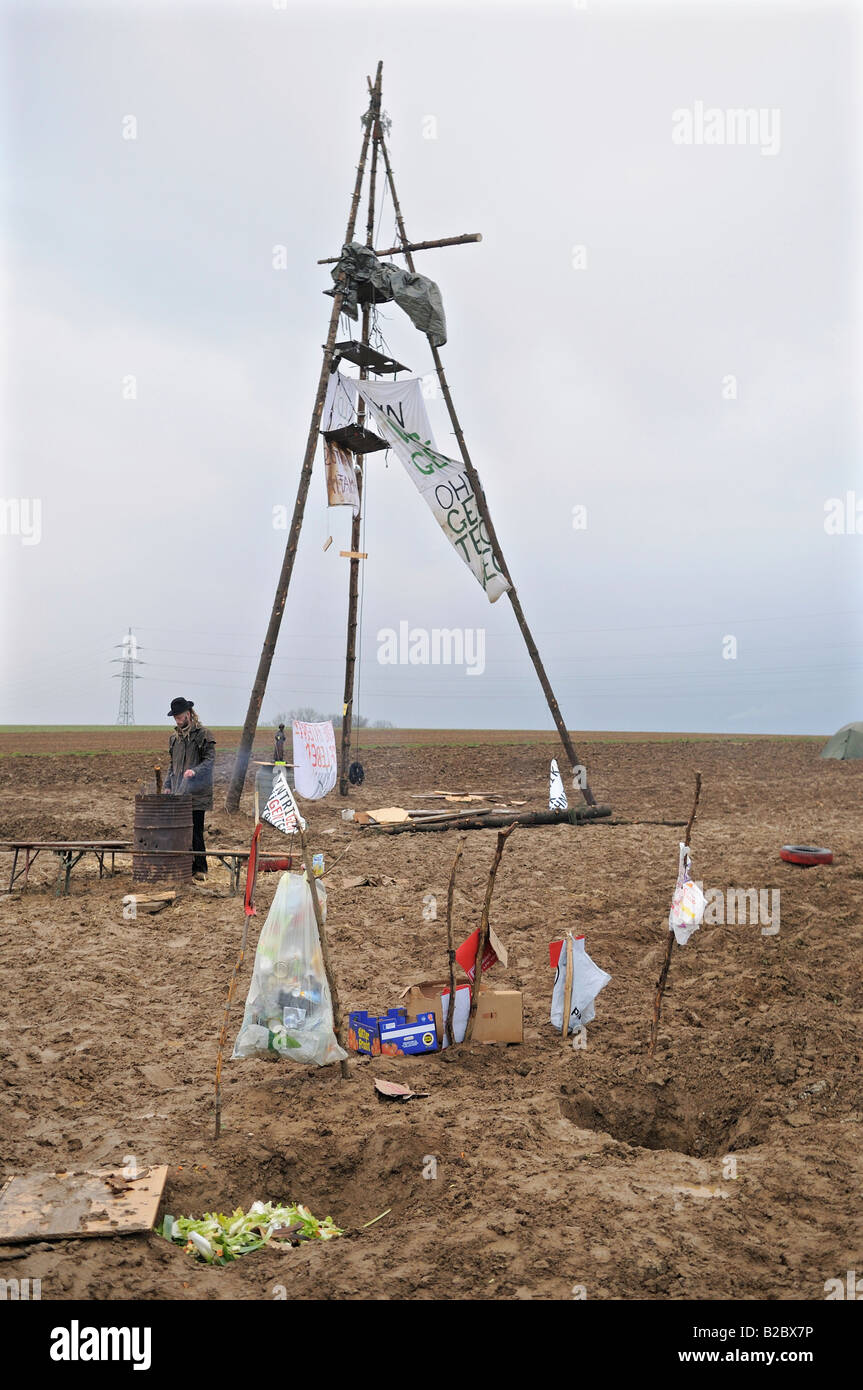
[550, 935, 611, 1035]
[668, 842, 705, 946]
[232, 871, 347, 1067]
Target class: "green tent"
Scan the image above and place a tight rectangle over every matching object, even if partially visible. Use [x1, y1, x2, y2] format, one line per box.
[820, 722, 863, 759]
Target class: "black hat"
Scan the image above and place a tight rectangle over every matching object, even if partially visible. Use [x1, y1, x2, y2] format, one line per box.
[168, 697, 194, 717]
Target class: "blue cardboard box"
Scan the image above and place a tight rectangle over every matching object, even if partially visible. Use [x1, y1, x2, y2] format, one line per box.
[379, 1011, 438, 1056]
[348, 1007, 408, 1056]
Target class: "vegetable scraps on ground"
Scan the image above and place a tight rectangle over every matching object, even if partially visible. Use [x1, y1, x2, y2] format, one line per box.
[159, 1200, 342, 1265]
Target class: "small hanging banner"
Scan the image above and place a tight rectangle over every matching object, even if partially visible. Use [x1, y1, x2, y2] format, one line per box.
[292, 720, 338, 801]
[262, 767, 306, 836]
[324, 438, 360, 513]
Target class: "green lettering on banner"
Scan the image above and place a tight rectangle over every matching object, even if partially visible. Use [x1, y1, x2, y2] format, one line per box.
[372, 405, 451, 476]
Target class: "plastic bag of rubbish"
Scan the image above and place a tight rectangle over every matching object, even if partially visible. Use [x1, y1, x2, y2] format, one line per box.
[668, 842, 705, 946]
[232, 871, 347, 1067]
[550, 935, 611, 1035]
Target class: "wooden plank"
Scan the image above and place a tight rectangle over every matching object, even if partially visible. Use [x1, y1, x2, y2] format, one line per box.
[0, 1166, 169, 1243]
[0, 842, 130, 851]
[339, 550, 368, 559]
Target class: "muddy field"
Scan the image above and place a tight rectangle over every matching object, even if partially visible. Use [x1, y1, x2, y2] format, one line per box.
[0, 732, 860, 1301]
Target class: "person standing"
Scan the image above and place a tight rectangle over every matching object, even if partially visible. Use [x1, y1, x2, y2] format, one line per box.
[273, 723, 286, 762]
[163, 697, 216, 882]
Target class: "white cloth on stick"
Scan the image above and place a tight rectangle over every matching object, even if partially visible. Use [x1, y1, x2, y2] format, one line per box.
[549, 758, 568, 811]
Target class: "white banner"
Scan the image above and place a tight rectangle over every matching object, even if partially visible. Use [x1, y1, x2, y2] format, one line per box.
[351, 375, 510, 604]
[322, 369, 357, 433]
[292, 720, 338, 800]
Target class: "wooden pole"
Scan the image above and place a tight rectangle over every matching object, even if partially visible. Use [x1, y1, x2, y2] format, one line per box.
[374, 804, 612, 835]
[224, 63, 383, 813]
[560, 929, 575, 1043]
[445, 836, 466, 1046]
[463, 824, 516, 1043]
[371, 114, 596, 806]
[154, 765, 162, 795]
[295, 822, 350, 1079]
[338, 101, 381, 796]
[214, 909, 252, 1139]
[648, 771, 702, 1058]
[317, 232, 482, 264]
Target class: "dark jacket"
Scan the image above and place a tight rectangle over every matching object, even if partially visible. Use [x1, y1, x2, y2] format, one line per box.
[163, 722, 216, 811]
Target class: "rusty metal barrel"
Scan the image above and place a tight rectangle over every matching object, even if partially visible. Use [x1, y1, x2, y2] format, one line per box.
[132, 794, 193, 884]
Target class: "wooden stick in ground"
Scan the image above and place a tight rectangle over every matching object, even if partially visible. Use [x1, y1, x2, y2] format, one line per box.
[463, 825, 516, 1044]
[445, 836, 466, 1046]
[296, 822, 350, 1080]
[154, 765, 162, 795]
[648, 771, 702, 1058]
[560, 930, 575, 1044]
[214, 909, 252, 1140]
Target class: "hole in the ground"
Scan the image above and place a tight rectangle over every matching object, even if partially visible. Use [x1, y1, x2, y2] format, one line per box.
[559, 1080, 763, 1156]
[161, 1120, 454, 1235]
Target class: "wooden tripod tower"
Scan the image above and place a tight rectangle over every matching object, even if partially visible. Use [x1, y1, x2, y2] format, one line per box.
[225, 62, 595, 813]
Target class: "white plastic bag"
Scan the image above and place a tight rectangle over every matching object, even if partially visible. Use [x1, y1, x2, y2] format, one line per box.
[668, 842, 705, 945]
[232, 871, 347, 1067]
[550, 936, 611, 1035]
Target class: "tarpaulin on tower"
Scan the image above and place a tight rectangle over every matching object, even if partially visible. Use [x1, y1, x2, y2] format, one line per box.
[328, 242, 447, 346]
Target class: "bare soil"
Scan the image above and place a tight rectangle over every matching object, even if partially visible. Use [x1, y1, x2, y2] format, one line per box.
[0, 733, 860, 1300]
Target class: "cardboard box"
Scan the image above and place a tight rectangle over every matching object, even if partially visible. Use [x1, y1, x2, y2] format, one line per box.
[379, 1011, 438, 1056]
[347, 1007, 407, 1056]
[401, 980, 523, 1046]
[348, 1010, 380, 1056]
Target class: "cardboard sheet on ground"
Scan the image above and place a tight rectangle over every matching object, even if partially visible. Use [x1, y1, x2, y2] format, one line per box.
[355, 806, 411, 825]
[0, 1167, 168, 1243]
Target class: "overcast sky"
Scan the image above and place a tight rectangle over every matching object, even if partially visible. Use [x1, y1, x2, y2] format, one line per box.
[1, 0, 860, 733]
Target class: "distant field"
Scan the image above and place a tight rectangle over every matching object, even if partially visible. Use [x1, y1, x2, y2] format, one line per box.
[0, 726, 827, 757]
